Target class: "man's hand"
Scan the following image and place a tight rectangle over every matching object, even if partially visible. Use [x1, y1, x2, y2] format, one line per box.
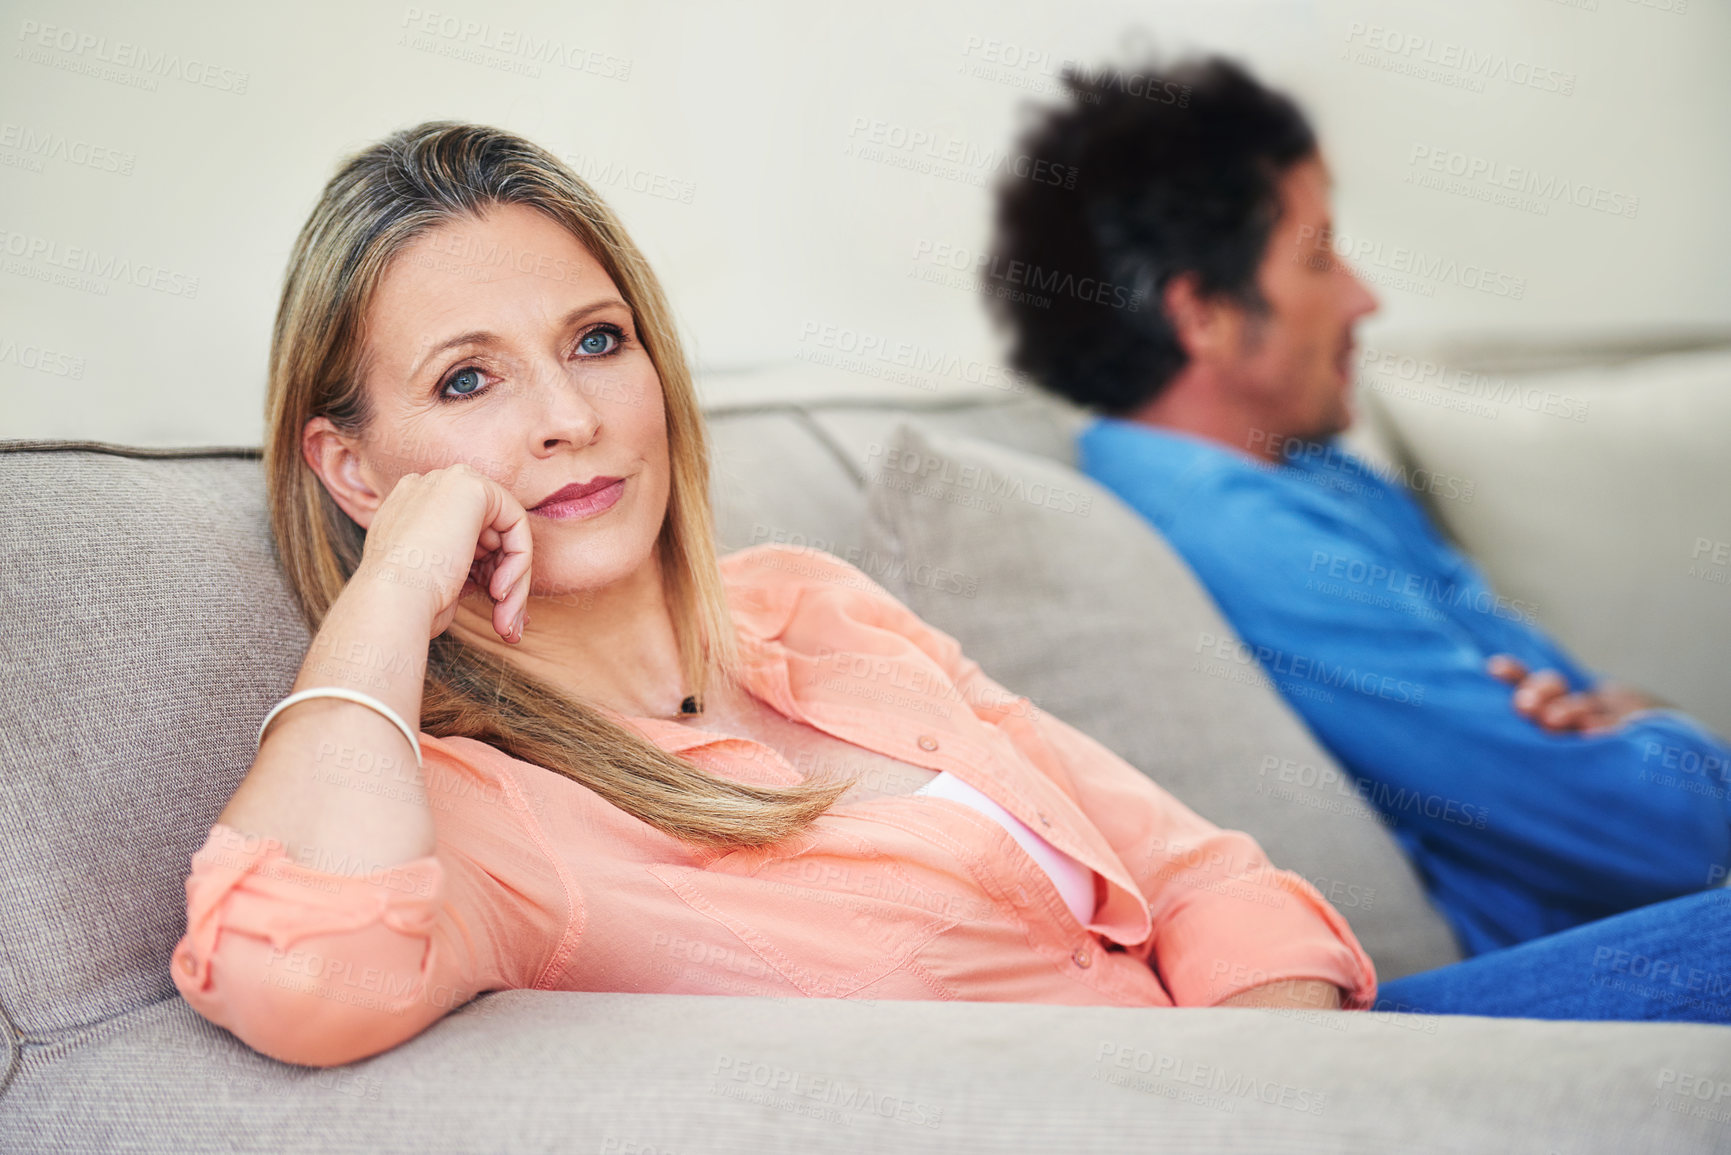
[1486, 654, 1667, 734]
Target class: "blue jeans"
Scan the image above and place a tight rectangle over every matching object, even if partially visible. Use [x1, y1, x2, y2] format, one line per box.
[1377, 888, 1731, 1023]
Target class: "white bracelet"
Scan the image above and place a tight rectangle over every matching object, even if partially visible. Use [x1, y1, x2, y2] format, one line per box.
[257, 687, 424, 770]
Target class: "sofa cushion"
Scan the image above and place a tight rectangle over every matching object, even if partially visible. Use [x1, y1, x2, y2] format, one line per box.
[706, 390, 1086, 560]
[5, 988, 1727, 1154]
[860, 422, 1463, 980]
[0, 447, 311, 1039]
[706, 409, 871, 556]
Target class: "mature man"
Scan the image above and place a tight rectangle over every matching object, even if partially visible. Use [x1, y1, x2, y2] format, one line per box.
[986, 55, 1731, 957]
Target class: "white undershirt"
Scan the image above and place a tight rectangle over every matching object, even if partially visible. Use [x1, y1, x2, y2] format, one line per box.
[912, 770, 1097, 924]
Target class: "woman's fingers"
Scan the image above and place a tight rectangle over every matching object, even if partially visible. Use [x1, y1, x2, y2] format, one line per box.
[480, 480, 535, 644]
[354, 464, 539, 645]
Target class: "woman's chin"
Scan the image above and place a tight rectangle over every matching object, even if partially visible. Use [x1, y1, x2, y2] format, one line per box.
[529, 542, 657, 605]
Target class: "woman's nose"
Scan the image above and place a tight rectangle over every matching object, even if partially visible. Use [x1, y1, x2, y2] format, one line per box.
[529, 359, 602, 449]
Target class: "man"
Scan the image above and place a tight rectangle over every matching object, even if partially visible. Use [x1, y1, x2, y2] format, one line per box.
[985, 55, 1731, 957]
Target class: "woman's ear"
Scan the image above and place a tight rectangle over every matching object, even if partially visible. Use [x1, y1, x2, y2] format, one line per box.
[302, 416, 384, 530]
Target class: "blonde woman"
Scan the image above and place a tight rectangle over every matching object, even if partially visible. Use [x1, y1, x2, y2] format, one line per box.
[169, 121, 1382, 1068]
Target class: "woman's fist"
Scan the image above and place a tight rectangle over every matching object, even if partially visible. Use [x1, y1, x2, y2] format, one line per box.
[352, 463, 534, 644]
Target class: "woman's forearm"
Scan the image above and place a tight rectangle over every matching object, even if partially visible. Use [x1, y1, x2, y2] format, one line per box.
[216, 565, 438, 873]
[1218, 979, 1344, 1010]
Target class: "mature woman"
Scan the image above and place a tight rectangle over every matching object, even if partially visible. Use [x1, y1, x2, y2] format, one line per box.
[171, 123, 1727, 1069]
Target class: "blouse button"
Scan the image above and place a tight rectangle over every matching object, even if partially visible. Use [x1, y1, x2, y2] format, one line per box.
[1037, 811, 1051, 827]
[917, 735, 939, 752]
[1071, 944, 1093, 969]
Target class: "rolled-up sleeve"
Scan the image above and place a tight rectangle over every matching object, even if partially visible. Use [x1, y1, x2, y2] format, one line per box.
[1016, 696, 1377, 1007]
[170, 737, 577, 1067]
[922, 613, 1378, 1009]
[170, 825, 448, 1067]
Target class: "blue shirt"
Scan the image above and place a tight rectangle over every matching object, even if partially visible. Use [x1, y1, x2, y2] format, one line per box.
[1079, 416, 1731, 957]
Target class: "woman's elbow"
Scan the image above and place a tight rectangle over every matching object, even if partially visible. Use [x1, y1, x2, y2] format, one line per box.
[171, 918, 452, 1069]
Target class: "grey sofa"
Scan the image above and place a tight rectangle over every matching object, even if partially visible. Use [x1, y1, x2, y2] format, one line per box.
[3, 366, 1729, 1153]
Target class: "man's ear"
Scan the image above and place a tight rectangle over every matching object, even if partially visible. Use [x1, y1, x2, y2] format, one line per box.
[1162, 273, 1241, 365]
[303, 417, 384, 531]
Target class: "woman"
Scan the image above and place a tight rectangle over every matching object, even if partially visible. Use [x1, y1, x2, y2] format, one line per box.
[170, 123, 1728, 1070]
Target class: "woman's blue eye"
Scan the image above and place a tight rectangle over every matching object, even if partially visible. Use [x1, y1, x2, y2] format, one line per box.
[578, 329, 619, 356]
[445, 367, 484, 397]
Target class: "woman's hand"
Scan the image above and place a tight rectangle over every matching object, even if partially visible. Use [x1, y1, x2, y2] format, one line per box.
[1218, 979, 1343, 1011]
[353, 463, 536, 644]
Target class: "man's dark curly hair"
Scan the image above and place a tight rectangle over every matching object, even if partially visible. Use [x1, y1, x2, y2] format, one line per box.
[988, 55, 1318, 416]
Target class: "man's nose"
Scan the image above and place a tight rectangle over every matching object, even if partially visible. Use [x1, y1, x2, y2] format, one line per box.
[1342, 263, 1380, 319]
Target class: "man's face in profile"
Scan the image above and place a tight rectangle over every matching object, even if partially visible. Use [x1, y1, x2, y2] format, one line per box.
[1221, 154, 1380, 445]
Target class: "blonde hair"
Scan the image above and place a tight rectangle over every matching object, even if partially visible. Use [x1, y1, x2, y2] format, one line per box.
[263, 121, 851, 849]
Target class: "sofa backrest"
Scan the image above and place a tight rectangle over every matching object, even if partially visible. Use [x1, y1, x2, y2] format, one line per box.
[0, 446, 311, 1040]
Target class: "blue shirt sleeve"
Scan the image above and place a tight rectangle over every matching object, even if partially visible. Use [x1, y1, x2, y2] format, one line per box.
[1163, 469, 1731, 951]
[1372, 476, 1601, 691]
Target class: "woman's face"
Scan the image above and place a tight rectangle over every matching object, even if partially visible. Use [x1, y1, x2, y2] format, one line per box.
[315, 201, 672, 600]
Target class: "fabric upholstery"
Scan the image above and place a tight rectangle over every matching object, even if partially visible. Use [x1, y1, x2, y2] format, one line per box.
[6, 991, 1731, 1154]
[0, 449, 311, 1039]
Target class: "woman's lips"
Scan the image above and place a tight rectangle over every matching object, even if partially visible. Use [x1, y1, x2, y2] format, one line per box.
[530, 478, 625, 520]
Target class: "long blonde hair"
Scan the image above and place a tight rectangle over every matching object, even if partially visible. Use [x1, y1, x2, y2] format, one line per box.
[263, 121, 851, 849]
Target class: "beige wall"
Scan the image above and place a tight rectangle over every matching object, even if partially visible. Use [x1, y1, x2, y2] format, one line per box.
[2, 0, 1726, 445]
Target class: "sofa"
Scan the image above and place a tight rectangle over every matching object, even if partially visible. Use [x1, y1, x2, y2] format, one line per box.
[3, 345, 1729, 1153]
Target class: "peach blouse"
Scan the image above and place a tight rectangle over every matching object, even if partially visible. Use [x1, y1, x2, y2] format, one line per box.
[171, 543, 1377, 1067]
